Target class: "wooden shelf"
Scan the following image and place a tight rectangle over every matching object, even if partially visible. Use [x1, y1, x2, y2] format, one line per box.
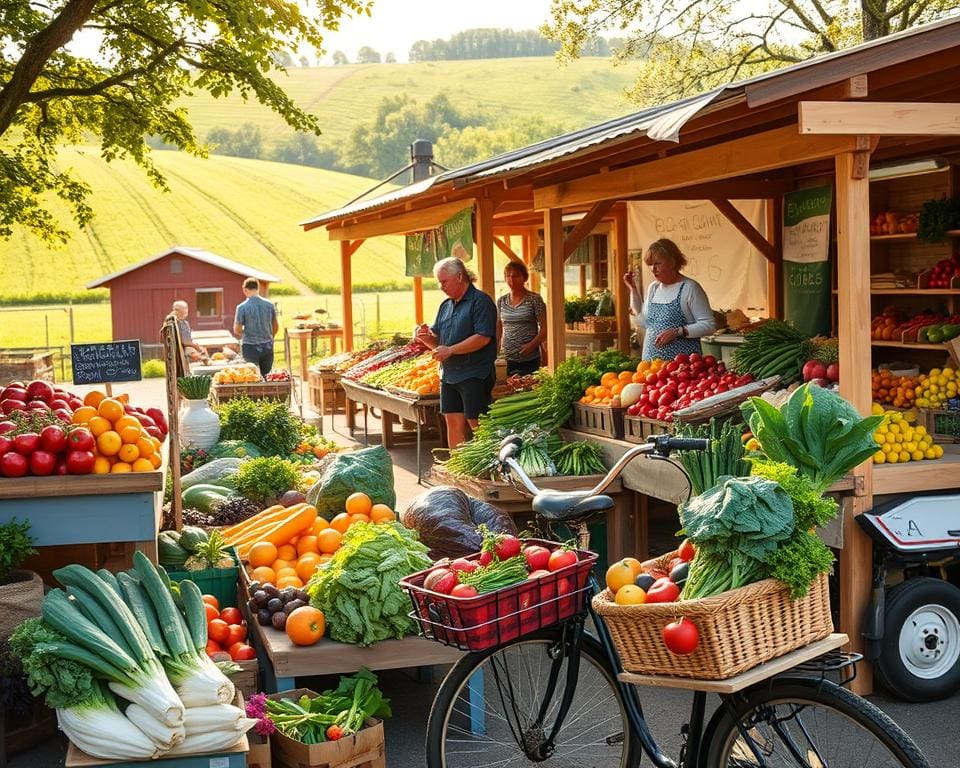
[870, 229, 960, 241]
[874, 443, 960, 496]
[871, 341, 949, 350]
[869, 288, 960, 295]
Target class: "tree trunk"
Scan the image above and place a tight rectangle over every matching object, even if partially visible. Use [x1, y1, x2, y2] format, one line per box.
[861, 0, 890, 41]
[0, 0, 98, 136]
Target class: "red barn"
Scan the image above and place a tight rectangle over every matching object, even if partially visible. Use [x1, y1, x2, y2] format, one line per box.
[87, 246, 281, 344]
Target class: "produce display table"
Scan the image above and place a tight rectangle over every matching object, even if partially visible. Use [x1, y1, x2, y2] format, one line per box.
[287, 326, 341, 384]
[340, 379, 442, 482]
[428, 467, 631, 563]
[0, 463, 165, 567]
[65, 734, 249, 768]
[190, 329, 240, 352]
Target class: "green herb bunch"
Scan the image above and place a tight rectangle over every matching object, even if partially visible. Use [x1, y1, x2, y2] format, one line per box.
[177, 375, 212, 399]
[917, 196, 960, 243]
[0, 518, 37, 584]
[9, 617, 95, 709]
[217, 395, 301, 457]
[234, 456, 302, 505]
[675, 418, 750, 495]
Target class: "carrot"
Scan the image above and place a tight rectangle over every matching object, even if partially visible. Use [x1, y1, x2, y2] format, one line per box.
[237, 505, 317, 560]
[222, 504, 287, 538]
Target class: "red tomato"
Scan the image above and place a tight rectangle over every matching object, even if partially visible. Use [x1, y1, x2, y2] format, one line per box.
[494, 535, 522, 561]
[219, 607, 243, 625]
[201, 594, 220, 610]
[548, 549, 577, 571]
[0, 451, 29, 477]
[677, 539, 696, 562]
[66, 427, 95, 452]
[204, 603, 219, 623]
[29, 450, 57, 476]
[208, 619, 231, 645]
[205, 639, 222, 655]
[65, 449, 95, 474]
[229, 643, 257, 661]
[226, 623, 248, 646]
[478, 551, 494, 567]
[450, 584, 479, 598]
[663, 618, 700, 655]
[645, 577, 681, 603]
[523, 545, 551, 572]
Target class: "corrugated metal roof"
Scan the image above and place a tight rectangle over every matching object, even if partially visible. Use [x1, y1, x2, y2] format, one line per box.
[302, 15, 960, 230]
[87, 246, 282, 288]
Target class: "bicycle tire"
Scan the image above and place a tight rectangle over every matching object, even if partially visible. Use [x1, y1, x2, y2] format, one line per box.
[701, 676, 930, 768]
[426, 627, 637, 767]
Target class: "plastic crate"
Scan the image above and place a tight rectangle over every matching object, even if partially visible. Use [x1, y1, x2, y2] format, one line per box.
[163, 548, 239, 608]
[569, 402, 625, 439]
[400, 539, 597, 652]
[623, 414, 670, 443]
[917, 406, 960, 443]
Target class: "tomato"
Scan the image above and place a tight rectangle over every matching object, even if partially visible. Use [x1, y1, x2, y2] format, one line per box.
[26, 380, 54, 403]
[677, 539, 696, 562]
[13, 432, 39, 455]
[204, 603, 219, 623]
[67, 427, 95, 452]
[675, 353, 690, 365]
[478, 551, 494, 567]
[229, 643, 257, 661]
[0, 435, 12, 455]
[450, 584, 479, 598]
[29, 450, 56, 476]
[663, 618, 700, 655]
[702, 355, 717, 367]
[449, 558, 478, 574]
[65, 449, 95, 474]
[208, 619, 231, 645]
[548, 548, 577, 571]
[219, 607, 243, 625]
[0, 452, 28, 477]
[205, 639, 222, 655]
[494, 535, 522, 561]
[424, 567, 458, 594]
[645, 577, 680, 603]
[39, 424, 67, 453]
[226, 623, 248, 646]
[201, 594, 220, 610]
[523, 545, 551, 572]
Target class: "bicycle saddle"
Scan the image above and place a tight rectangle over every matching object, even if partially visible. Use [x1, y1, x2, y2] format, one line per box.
[532, 490, 614, 522]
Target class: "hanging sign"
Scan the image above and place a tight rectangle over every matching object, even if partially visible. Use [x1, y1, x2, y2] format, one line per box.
[405, 206, 474, 277]
[71, 340, 143, 385]
[782, 186, 833, 337]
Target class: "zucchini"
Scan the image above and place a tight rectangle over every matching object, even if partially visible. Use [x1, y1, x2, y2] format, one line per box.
[177, 526, 209, 554]
[178, 579, 208, 653]
[65, 585, 134, 659]
[181, 485, 235, 516]
[158, 533, 190, 567]
[133, 551, 190, 658]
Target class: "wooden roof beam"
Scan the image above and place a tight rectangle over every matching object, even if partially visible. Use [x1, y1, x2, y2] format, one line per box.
[534, 125, 868, 209]
[710, 199, 777, 263]
[327, 199, 475, 241]
[493, 236, 523, 263]
[799, 101, 960, 135]
[563, 200, 615, 260]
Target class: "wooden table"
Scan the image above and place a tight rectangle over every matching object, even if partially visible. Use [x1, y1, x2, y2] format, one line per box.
[190, 329, 239, 351]
[287, 326, 342, 382]
[339, 379, 442, 482]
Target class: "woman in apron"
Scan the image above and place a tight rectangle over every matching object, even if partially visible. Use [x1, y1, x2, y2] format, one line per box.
[623, 239, 717, 360]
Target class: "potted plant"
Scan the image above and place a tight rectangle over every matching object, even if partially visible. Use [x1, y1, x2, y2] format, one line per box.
[0, 518, 42, 642]
[177, 375, 220, 450]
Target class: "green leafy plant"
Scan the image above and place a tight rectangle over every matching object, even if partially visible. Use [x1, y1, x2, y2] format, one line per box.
[235, 457, 302, 505]
[142, 359, 166, 378]
[0, 518, 37, 584]
[217, 396, 302, 457]
[9, 617, 95, 709]
[917, 196, 960, 243]
[177, 375, 212, 399]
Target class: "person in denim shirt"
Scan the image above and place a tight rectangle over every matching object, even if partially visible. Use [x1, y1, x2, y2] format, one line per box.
[233, 277, 279, 376]
[415, 257, 497, 448]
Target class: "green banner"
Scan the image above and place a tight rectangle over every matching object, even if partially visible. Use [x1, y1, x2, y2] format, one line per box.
[782, 186, 833, 337]
[405, 206, 473, 277]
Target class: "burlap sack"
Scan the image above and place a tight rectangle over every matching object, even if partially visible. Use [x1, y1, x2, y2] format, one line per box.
[0, 570, 44, 641]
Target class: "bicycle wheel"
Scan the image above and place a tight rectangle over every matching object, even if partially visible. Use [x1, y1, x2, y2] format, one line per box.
[702, 677, 930, 768]
[426, 628, 635, 767]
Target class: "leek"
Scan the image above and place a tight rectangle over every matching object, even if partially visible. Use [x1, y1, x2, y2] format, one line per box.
[57, 681, 162, 761]
[184, 702, 249, 734]
[125, 703, 186, 750]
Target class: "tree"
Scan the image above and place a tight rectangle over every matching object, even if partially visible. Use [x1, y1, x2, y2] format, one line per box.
[299, 55, 311, 68]
[332, 50, 350, 65]
[541, 1, 954, 105]
[356, 46, 382, 63]
[385, 52, 397, 63]
[0, 0, 369, 243]
[436, 116, 569, 169]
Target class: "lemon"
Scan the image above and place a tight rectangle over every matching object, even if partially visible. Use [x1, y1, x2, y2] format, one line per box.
[934, 445, 944, 459]
[898, 451, 911, 463]
[874, 451, 886, 463]
[881, 443, 894, 454]
[887, 452, 899, 463]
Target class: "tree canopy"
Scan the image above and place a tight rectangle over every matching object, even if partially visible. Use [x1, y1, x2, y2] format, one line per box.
[0, 0, 370, 243]
[542, 0, 955, 105]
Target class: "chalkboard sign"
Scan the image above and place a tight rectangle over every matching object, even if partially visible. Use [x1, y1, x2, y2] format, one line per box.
[71, 340, 143, 385]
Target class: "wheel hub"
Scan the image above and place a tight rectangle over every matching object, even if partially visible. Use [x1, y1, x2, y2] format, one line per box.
[899, 602, 960, 679]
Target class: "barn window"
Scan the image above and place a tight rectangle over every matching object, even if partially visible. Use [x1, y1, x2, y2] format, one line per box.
[195, 288, 223, 317]
[170, 259, 183, 273]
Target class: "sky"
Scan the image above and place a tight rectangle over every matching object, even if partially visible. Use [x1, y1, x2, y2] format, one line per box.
[315, 0, 557, 63]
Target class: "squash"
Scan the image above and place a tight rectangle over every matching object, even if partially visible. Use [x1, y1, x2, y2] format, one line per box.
[619, 382, 644, 407]
[177, 526, 209, 553]
[158, 532, 189, 567]
[181, 458, 245, 491]
[181, 483, 236, 516]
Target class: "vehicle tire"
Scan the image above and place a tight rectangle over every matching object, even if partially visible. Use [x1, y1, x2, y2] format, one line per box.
[426, 628, 637, 767]
[702, 676, 929, 768]
[875, 577, 960, 701]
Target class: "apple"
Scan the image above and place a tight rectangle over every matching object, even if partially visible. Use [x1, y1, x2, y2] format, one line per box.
[65, 450, 95, 474]
[29, 450, 57, 476]
[145, 425, 164, 441]
[825, 362, 840, 382]
[53, 409, 73, 423]
[25, 380, 54, 403]
[13, 433, 40, 455]
[67, 427, 95, 453]
[40, 424, 67, 454]
[48, 398, 71, 411]
[0, 452, 29, 478]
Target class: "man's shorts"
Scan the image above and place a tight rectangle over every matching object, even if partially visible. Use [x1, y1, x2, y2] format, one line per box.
[440, 375, 494, 420]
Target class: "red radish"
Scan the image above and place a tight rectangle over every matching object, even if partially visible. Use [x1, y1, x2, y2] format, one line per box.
[450, 584, 479, 598]
[424, 567, 458, 595]
[449, 558, 478, 574]
[523, 545, 551, 572]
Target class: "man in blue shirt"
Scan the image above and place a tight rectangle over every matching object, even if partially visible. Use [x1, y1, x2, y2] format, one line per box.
[233, 277, 279, 376]
[415, 257, 497, 448]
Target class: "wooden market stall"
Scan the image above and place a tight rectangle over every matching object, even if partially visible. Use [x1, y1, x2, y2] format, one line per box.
[302, 17, 960, 692]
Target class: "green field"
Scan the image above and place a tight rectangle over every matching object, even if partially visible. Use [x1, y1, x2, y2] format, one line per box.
[178, 57, 639, 148]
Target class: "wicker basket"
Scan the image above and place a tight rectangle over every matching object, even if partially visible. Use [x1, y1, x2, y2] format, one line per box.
[593, 572, 833, 680]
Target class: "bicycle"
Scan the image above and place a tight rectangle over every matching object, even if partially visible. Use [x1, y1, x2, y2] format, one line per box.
[421, 434, 931, 767]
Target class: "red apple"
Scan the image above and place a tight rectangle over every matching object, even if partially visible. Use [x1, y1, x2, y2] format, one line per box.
[65, 450, 95, 474]
[25, 380, 54, 403]
[40, 424, 67, 454]
[67, 427, 95, 452]
[29, 450, 57, 476]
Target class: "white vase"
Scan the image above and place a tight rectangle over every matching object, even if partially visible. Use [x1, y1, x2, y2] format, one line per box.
[179, 398, 221, 449]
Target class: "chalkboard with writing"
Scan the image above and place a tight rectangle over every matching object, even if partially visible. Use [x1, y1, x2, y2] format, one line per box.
[71, 340, 143, 385]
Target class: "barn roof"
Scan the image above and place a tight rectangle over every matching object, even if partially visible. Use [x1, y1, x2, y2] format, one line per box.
[86, 246, 282, 288]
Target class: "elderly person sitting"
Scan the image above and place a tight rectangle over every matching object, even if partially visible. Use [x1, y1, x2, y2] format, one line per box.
[172, 300, 206, 361]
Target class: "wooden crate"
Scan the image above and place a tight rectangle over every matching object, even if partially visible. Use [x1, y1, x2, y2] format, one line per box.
[569, 402, 625, 439]
[308, 370, 347, 415]
[918, 407, 960, 443]
[212, 380, 291, 404]
[229, 657, 260, 695]
[623, 414, 671, 443]
[0, 351, 55, 382]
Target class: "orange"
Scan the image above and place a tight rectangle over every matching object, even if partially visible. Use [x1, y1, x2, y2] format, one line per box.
[369, 504, 396, 523]
[271, 558, 292, 572]
[295, 554, 321, 582]
[119, 425, 142, 444]
[615, 585, 647, 605]
[344, 491, 373, 517]
[316, 528, 342, 554]
[330, 512, 352, 534]
[71, 405, 98, 424]
[289, 535, 299, 546]
[136, 436, 156, 458]
[618, 370, 633, 382]
[149, 452, 162, 468]
[83, 390, 106, 408]
[250, 566, 276, 585]
[276, 544, 297, 561]
[114, 415, 141, 433]
[97, 398, 125, 422]
[621, 557, 644, 578]
[285, 606, 325, 646]
[605, 561, 636, 594]
[276, 575, 304, 590]
[92, 456, 111, 474]
[349, 513, 370, 525]
[96, 430, 122, 456]
[87, 416, 112, 437]
[275, 567, 298, 580]
[296, 535, 319, 556]
[248, 542, 278, 569]
[310, 518, 330, 536]
[600, 371, 618, 387]
[132, 458, 154, 472]
[117, 443, 139, 463]
[110, 461, 132, 473]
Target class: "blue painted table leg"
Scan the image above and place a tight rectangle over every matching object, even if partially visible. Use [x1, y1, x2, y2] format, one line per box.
[467, 668, 486, 736]
[274, 675, 297, 693]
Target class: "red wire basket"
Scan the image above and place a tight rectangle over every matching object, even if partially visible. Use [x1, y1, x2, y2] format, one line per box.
[400, 539, 598, 652]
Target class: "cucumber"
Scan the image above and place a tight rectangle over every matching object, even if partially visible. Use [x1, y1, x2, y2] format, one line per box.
[181, 485, 235, 516]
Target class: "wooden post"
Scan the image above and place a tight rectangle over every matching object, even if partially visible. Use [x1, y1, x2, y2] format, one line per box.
[612, 205, 630, 354]
[525, 228, 540, 292]
[835, 149, 875, 694]
[578, 265, 587, 296]
[413, 276, 424, 325]
[341, 240, 355, 351]
[543, 208, 565, 370]
[476, 198, 496, 298]
[766, 198, 784, 318]
[160, 317, 183, 530]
